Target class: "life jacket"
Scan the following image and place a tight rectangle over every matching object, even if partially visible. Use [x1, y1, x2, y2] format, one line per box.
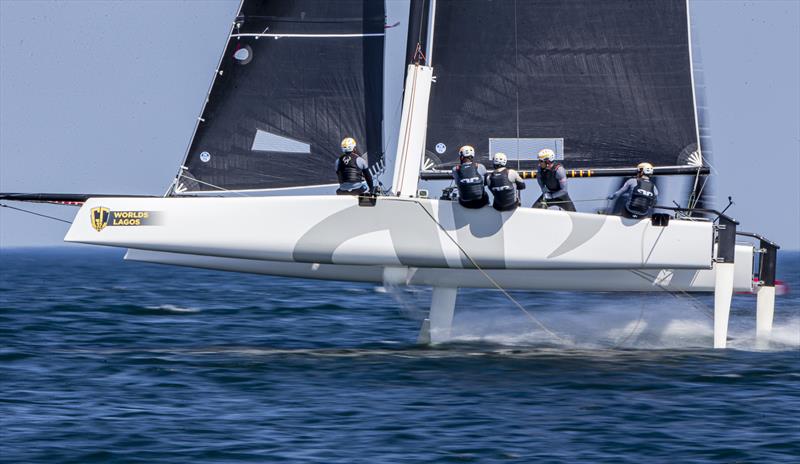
[336, 153, 364, 184]
[487, 168, 517, 210]
[626, 177, 656, 216]
[454, 162, 485, 202]
[539, 163, 563, 191]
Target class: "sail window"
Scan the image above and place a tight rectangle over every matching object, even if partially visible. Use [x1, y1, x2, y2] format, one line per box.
[199, 151, 211, 163]
[489, 138, 564, 161]
[251, 130, 310, 154]
[233, 45, 252, 65]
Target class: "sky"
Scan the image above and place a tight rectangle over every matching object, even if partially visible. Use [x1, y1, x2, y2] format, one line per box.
[0, 0, 798, 249]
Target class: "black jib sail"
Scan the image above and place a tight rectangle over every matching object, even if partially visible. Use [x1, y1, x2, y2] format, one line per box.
[419, 0, 702, 171]
[175, 0, 385, 193]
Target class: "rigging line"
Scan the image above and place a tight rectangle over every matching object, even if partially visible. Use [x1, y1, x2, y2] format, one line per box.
[687, 173, 710, 211]
[692, 174, 710, 209]
[611, 271, 708, 349]
[688, 166, 703, 209]
[560, 197, 608, 203]
[396, 67, 420, 194]
[612, 268, 714, 348]
[177, 173, 250, 197]
[382, 92, 406, 155]
[398, 198, 571, 345]
[416, 0, 426, 49]
[235, 16, 376, 24]
[535, 198, 609, 209]
[0, 203, 73, 225]
[513, 0, 521, 171]
[627, 269, 713, 320]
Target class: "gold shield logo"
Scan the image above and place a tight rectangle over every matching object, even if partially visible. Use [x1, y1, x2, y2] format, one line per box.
[90, 207, 110, 232]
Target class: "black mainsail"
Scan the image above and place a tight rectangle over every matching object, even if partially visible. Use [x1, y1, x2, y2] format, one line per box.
[175, 0, 385, 193]
[418, 0, 702, 171]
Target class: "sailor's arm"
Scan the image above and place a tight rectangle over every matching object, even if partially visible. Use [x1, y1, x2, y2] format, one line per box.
[556, 166, 568, 191]
[608, 178, 636, 200]
[508, 169, 526, 190]
[551, 165, 568, 198]
[357, 157, 374, 190]
[477, 164, 488, 185]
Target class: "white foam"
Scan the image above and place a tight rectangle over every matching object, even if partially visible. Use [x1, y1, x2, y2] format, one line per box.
[447, 298, 800, 351]
[146, 304, 200, 313]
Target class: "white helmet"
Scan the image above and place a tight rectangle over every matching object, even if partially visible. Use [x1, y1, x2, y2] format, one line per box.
[459, 145, 475, 158]
[340, 137, 356, 153]
[492, 152, 508, 167]
[538, 148, 555, 162]
[637, 162, 654, 176]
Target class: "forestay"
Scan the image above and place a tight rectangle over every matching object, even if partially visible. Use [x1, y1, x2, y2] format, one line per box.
[175, 0, 385, 193]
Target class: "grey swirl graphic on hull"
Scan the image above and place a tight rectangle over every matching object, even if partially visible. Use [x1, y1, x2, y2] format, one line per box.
[547, 214, 608, 259]
[293, 201, 448, 268]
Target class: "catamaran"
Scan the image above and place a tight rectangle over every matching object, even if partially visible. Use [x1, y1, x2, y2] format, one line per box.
[1, 0, 781, 348]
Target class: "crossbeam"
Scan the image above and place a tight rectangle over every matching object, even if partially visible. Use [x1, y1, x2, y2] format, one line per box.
[419, 165, 709, 181]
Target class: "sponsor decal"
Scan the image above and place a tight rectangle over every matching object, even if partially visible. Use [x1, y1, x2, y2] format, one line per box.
[90, 207, 110, 232]
[89, 207, 162, 232]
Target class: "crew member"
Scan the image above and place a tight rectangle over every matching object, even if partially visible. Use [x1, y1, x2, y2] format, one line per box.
[335, 137, 374, 195]
[607, 162, 659, 218]
[452, 145, 489, 208]
[532, 149, 576, 212]
[486, 152, 525, 211]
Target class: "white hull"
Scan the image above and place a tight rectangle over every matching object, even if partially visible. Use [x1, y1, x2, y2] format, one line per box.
[123, 244, 754, 293]
[66, 196, 714, 271]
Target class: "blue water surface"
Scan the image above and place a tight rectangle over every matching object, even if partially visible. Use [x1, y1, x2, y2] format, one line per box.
[1, 248, 798, 463]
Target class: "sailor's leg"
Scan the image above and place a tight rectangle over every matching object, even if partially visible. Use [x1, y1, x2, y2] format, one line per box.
[756, 285, 775, 343]
[418, 287, 458, 344]
[556, 193, 577, 212]
[713, 262, 735, 348]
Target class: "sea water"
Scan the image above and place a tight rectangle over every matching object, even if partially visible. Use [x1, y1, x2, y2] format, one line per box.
[1, 248, 798, 463]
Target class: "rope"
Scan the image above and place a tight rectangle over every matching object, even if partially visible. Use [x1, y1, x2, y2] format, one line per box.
[627, 269, 713, 320]
[534, 197, 610, 210]
[540, 197, 609, 205]
[402, 196, 717, 348]
[605, 268, 716, 347]
[401, 198, 570, 345]
[177, 173, 250, 197]
[513, 0, 521, 171]
[408, 197, 672, 348]
[0, 203, 72, 224]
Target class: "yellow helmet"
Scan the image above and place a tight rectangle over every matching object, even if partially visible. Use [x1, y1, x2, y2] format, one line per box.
[340, 137, 357, 153]
[459, 145, 475, 158]
[538, 148, 555, 162]
[637, 162, 654, 176]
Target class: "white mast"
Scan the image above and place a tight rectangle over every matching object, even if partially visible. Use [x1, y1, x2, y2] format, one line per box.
[425, 0, 437, 65]
[390, 0, 436, 197]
